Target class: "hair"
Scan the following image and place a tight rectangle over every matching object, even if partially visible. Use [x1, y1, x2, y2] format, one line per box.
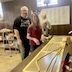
[41, 13, 46, 19]
[32, 13, 39, 24]
[20, 6, 28, 11]
[40, 19, 47, 28]
[42, 20, 47, 24]
[31, 12, 41, 29]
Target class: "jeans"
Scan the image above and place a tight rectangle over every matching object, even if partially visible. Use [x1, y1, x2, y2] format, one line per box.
[19, 43, 30, 60]
[19, 44, 25, 60]
[30, 45, 38, 52]
[30, 42, 42, 52]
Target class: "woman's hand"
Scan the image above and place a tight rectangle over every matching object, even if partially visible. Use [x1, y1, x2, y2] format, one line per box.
[33, 38, 40, 45]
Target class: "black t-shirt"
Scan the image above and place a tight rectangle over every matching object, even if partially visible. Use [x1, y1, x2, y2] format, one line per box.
[13, 16, 31, 44]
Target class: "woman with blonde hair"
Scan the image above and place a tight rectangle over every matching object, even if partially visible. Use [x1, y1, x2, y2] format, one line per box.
[40, 14, 52, 43]
[27, 13, 42, 52]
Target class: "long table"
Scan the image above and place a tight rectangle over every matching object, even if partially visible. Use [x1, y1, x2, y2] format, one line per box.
[11, 36, 72, 72]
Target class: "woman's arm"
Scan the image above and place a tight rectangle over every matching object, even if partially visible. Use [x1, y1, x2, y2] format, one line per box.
[27, 33, 40, 45]
[27, 33, 33, 40]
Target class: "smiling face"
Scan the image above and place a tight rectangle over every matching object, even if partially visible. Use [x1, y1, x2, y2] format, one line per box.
[21, 6, 28, 18]
[32, 13, 39, 26]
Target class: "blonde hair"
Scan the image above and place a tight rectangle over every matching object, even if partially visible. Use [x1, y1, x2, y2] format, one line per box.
[42, 20, 47, 24]
[20, 6, 28, 11]
[40, 19, 47, 27]
[42, 14, 46, 18]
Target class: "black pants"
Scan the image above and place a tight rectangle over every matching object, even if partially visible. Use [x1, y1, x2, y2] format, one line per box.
[22, 39, 30, 59]
[24, 44, 30, 58]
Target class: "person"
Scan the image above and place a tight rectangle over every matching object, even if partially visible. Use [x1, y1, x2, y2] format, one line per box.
[40, 14, 52, 42]
[13, 6, 31, 60]
[27, 13, 42, 52]
[40, 14, 51, 36]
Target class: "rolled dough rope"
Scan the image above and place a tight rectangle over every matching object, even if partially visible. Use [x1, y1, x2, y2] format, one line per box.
[49, 56, 58, 72]
[46, 49, 62, 72]
[36, 46, 63, 72]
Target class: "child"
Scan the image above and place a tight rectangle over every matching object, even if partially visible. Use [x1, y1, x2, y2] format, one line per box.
[27, 13, 42, 52]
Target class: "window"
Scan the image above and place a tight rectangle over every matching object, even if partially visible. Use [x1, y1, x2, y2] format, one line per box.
[48, 0, 58, 5]
[0, 3, 3, 20]
[37, 0, 58, 7]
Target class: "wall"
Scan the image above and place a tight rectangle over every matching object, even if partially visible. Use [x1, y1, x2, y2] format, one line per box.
[1, 0, 72, 35]
[26, 0, 72, 35]
[2, 0, 27, 24]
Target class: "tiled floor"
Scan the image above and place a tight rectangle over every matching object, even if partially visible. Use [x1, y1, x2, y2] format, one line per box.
[0, 48, 21, 72]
